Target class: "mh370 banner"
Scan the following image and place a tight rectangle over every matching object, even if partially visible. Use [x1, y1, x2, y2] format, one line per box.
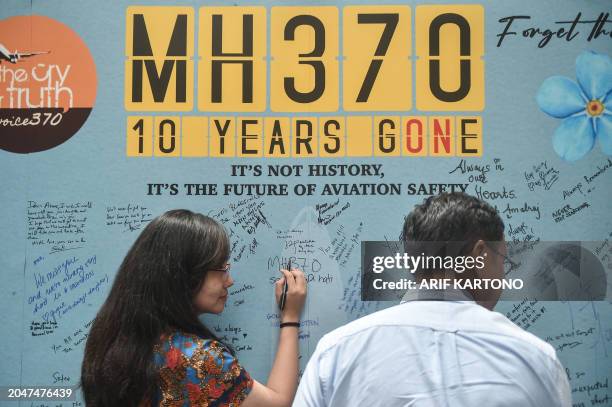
[4, 4, 610, 160]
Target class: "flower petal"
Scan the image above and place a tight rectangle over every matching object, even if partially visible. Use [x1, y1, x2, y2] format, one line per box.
[576, 51, 612, 100]
[552, 115, 595, 161]
[596, 113, 612, 156]
[537, 76, 585, 118]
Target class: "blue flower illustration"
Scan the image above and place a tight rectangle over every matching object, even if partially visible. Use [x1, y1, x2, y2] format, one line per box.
[536, 51, 612, 161]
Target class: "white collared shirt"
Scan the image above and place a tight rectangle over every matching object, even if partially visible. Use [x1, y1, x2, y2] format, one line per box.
[293, 296, 571, 407]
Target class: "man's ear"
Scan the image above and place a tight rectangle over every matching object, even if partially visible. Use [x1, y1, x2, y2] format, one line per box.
[471, 239, 486, 258]
[466, 240, 487, 277]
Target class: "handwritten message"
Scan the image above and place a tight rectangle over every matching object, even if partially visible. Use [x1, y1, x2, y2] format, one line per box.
[105, 203, 153, 232]
[27, 200, 92, 253]
[29, 255, 108, 323]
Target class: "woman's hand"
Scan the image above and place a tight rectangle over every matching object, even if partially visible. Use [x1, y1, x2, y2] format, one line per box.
[242, 268, 307, 407]
[275, 268, 307, 322]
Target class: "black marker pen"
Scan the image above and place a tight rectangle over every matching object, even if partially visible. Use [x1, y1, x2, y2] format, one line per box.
[280, 259, 291, 310]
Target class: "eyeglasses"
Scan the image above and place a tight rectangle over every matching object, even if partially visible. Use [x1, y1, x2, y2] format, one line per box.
[210, 263, 231, 280]
[485, 243, 520, 270]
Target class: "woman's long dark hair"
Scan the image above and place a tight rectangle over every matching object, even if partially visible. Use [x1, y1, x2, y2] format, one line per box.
[81, 210, 230, 406]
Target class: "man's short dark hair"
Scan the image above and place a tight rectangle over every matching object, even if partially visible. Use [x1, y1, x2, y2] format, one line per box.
[400, 192, 504, 256]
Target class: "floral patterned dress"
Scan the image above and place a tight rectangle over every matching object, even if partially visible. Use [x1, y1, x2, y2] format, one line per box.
[151, 331, 253, 406]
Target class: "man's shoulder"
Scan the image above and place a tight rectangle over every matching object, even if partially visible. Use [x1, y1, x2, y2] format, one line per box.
[314, 301, 432, 352]
[485, 310, 559, 361]
[316, 301, 558, 362]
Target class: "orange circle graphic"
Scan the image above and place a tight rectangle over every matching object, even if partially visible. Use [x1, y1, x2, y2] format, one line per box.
[0, 15, 97, 153]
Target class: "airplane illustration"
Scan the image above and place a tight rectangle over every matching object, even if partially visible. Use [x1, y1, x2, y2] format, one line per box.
[0, 42, 49, 64]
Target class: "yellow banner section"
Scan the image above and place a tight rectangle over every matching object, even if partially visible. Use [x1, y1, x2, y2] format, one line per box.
[271, 7, 339, 112]
[127, 115, 482, 157]
[198, 7, 267, 112]
[415, 5, 484, 111]
[125, 5, 484, 113]
[125, 6, 195, 111]
[343, 6, 412, 112]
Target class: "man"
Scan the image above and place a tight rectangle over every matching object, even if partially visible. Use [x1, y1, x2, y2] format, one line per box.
[293, 192, 571, 407]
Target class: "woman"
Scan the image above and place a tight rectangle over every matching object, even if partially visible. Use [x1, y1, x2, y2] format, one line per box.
[81, 209, 307, 406]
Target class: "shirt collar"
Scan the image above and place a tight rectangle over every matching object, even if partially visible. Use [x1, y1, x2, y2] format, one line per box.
[400, 286, 475, 303]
